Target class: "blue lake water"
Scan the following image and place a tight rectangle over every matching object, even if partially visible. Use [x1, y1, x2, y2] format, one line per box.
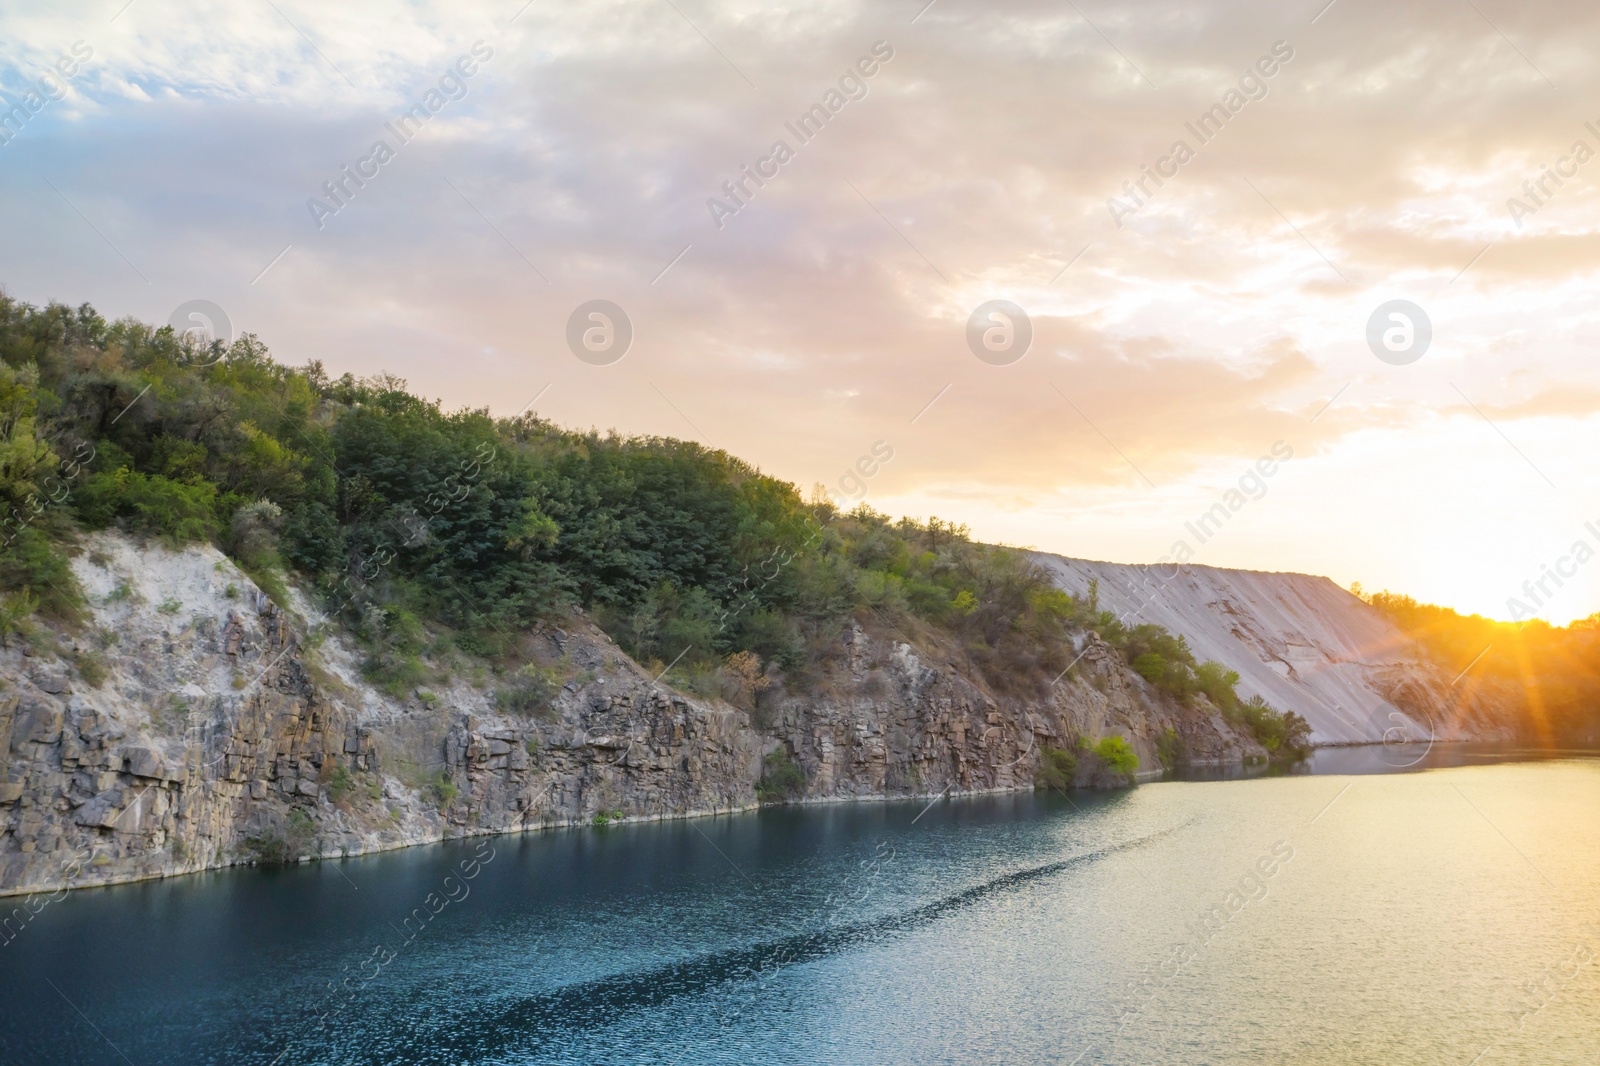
[1, 747, 1597, 1065]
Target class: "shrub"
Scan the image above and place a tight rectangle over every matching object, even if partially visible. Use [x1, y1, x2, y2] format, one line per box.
[0, 529, 81, 621]
[243, 834, 289, 866]
[680, 662, 720, 700]
[327, 763, 355, 804]
[78, 468, 220, 543]
[1231, 695, 1313, 761]
[496, 662, 560, 718]
[432, 770, 458, 808]
[1156, 727, 1184, 771]
[1035, 745, 1077, 790]
[756, 748, 806, 802]
[228, 499, 283, 568]
[0, 588, 39, 648]
[719, 650, 770, 708]
[74, 649, 108, 687]
[1093, 736, 1139, 782]
[1195, 661, 1242, 712]
[350, 599, 433, 699]
[243, 808, 317, 865]
[1132, 652, 1165, 684]
[238, 561, 290, 610]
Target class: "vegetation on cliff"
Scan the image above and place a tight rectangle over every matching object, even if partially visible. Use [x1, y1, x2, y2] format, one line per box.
[0, 296, 1287, 759]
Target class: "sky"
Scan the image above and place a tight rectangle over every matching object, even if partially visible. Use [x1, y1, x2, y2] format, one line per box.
[0, 0, 1597, 623]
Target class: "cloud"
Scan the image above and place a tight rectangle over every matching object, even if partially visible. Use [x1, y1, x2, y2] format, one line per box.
[1, 0, 1598, 599]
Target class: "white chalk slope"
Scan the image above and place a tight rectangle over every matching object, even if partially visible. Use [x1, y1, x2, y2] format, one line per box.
[1033, 554, 1447, 744]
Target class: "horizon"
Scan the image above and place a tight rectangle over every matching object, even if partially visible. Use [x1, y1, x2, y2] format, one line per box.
[2, 1, 1596, 624]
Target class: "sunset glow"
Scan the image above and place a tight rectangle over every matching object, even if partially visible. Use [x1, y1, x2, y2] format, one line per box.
[2, 0, 1596, 621]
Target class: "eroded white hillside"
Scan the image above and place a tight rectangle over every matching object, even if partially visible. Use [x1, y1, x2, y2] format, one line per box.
[1033, 554, 1511, 744]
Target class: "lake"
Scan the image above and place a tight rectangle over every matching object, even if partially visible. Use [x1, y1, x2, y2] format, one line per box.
[1, 747, 1596, 1064]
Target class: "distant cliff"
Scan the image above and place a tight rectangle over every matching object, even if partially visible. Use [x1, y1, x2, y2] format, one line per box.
[0, 533, 1263, 897]
[1032, 553, 1520, 745]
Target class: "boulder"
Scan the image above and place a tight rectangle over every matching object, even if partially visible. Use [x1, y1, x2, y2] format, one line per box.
[125, 747, 166, 781]
[73, 791, 123, 829]
[14, 700, 63, 747]
[32, 671, 69, 696]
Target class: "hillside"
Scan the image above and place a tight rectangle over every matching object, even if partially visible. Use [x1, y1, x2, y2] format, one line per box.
[0, 295, 1305, 895]
[0, 295, 1567, 896]
[1031, 555, 1519, 745]
[0, 530, 1262, 896]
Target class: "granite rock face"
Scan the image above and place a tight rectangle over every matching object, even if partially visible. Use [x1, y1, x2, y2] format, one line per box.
[1, 534, 1265, 897]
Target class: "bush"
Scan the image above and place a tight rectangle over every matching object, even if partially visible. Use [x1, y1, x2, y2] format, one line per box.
[357, 603, 430, 698]
[496, 662, 560, 718]
[1092, 736, 1139, 782]
[0, 588, 39, 648]
[719, 650, 770, 709]
[327, 763, 355, 804]
[74, 649, 108, 687]
[0, 528, 81, 621]
[1195, 661, 1242, 712]
[432, 770, 458, 808]
[756, 748, 806, 802]
[1230, 695, 1313, 761]
[1132, 652, 1165, 684]
[228, 499, 283, 568]
[78, 468, 220, 542]
[243, 808, 317, 865]
[1156, 727, 1183, 771]
[1035, 745, 1077, 790]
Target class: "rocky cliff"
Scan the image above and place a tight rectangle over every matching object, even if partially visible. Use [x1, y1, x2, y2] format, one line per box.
[1032, 553, 1519, 745]
[0, 533, 1263, 897]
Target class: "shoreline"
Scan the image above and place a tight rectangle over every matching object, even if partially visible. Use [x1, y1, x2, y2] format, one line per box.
[9, 739, 1588, 900]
